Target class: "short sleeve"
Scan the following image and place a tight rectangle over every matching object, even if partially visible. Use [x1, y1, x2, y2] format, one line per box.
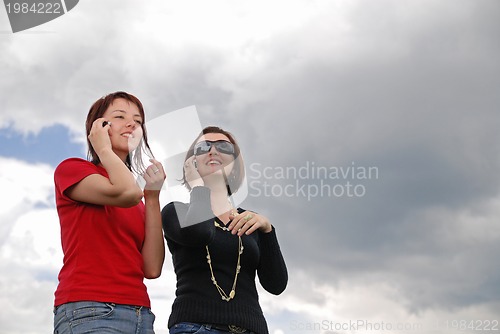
[54, 158, 103, 201]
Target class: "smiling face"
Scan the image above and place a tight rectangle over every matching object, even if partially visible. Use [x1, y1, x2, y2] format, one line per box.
[85, 92, 154, 173]
[102, 98, 144, 158]
[182, 126, 245, 195]
[194, 132, 235, 179]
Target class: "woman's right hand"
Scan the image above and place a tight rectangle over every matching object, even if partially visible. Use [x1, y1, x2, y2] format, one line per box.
[184, 156, 204, 188]
[88, 118, 112, 155]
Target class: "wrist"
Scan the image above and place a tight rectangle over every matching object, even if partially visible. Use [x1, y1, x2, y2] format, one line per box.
[189, 181, 204, 188]
[95, 146, 114, 158]
[144, 189, 160, 200]
[260, 224, 273, 233]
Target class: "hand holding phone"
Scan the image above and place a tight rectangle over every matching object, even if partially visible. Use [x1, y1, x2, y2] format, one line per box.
[184, 156, 203, 188]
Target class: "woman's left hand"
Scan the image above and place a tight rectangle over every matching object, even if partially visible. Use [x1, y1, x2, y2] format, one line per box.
[228, 211, 273, 236]
[143, 159, 166, 192]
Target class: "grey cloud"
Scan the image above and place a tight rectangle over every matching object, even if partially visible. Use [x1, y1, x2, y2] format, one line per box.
[215, 0, 500, 316]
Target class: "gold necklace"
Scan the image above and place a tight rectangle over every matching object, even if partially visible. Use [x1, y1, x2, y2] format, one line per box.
[205, 220, 244, 302]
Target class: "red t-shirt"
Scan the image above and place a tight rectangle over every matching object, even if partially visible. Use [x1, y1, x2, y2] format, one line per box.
[53, 158, 150, 307]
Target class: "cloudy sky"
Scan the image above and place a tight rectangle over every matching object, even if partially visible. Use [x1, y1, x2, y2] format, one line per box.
[1, 0, 500, 333]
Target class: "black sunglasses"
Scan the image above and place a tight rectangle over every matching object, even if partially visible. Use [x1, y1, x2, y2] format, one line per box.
[193, 140, 236, 156]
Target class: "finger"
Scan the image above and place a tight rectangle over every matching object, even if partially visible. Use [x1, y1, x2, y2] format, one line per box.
[147, 168, 157, 178]
[229, 216, 241, 233]
[143, 166, 159, 182]
[183, 158, 191, 172]
[144, 165, 152, 175]
[228, 211, 245, 231]
[143, 167, 165, 189]
[148, 159, 158, 167]
[244, 220, 260, 235]
[239, 215, 259, 236]
[142, 170, 153, 185]
[147, 161, 162, 176]
[156, 164, 166, 179]
[237, 219, 253, 236]
[184, 156, 196, 170]
[93, 118, 108, 129]
[152, 166, 161, 175]
[230, 212, 253, 234]
[149, 158, 162, 167]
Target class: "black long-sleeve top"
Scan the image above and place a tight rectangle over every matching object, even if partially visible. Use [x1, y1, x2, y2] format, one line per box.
[161, 186, 288, 334]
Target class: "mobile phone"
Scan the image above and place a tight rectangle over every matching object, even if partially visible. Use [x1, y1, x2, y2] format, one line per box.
[193, 159, 198, 169]
[102, 121, 110, 127]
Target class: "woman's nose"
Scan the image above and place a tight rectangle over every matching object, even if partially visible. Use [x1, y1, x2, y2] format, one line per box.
[126, 119, 137, 128]
[208, 145, 219, 155]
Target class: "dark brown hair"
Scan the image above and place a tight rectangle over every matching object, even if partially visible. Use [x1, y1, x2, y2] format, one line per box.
[85, 91, 154, 174]
[182, 126, 245, 195]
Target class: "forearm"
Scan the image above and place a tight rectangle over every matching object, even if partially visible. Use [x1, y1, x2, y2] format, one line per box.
[142, 190, 165, 278]
[162, 188, 216, 247]
[258, 227, 288, 294]
[98, 147, 143, 200]
[184, 186, 214, 226]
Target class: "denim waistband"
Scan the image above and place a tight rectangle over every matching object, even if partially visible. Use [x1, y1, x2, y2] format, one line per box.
[53, 302, 150, 314]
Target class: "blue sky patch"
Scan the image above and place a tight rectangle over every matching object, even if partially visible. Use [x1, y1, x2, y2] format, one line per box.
[0, 124, 85, 166]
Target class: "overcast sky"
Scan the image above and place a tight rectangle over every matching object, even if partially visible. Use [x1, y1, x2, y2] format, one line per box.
[1, 1, 500, 333]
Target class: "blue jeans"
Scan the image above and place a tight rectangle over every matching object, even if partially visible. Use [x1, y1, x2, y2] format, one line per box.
[53, 301, 155, 334]
[169, 322, 255, 334]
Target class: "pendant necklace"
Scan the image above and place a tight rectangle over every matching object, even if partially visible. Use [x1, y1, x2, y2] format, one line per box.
[205, 204, 243, 302]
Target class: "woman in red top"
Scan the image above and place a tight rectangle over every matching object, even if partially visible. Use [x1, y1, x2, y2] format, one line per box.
[53, 91, 165, 334]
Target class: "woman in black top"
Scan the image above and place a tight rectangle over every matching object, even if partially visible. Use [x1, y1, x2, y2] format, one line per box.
[161, 126, 287, 334]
